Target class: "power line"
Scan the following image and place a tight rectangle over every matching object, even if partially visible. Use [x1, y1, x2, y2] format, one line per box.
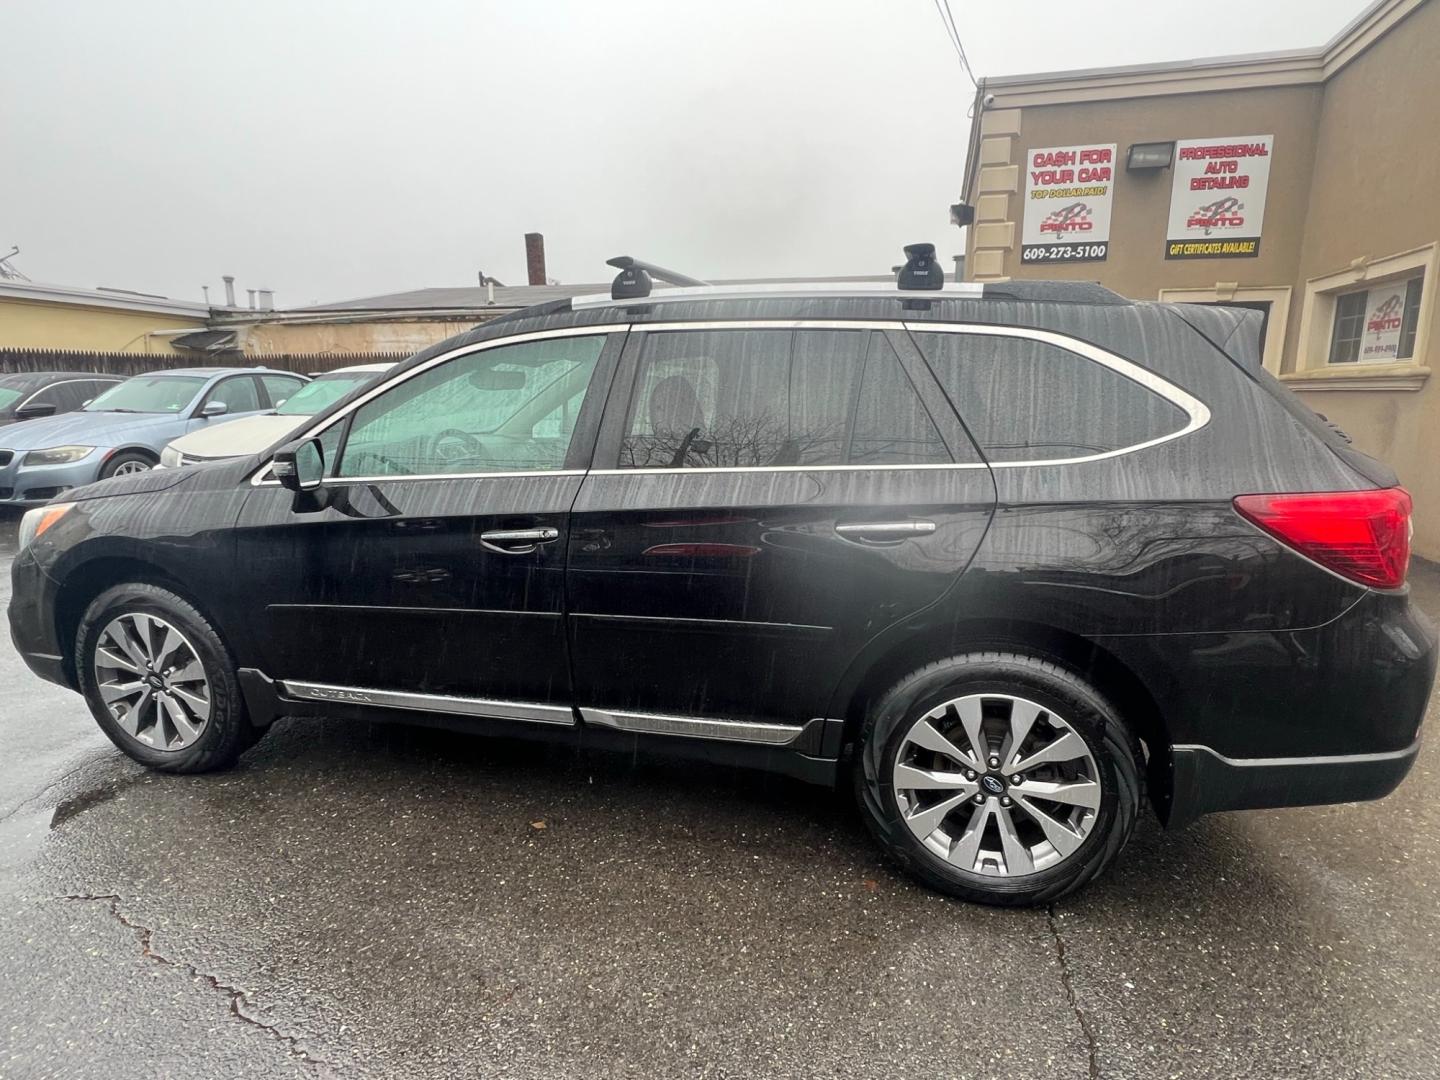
[931, 0, 977, 87]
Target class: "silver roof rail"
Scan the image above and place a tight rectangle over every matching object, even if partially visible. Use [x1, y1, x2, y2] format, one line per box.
[572, 280, 985, 311]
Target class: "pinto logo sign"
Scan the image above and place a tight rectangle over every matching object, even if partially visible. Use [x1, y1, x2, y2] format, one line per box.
[1165, 136, 1273, 259]
[1186, 196, 1246, 234]
[1040, 202, 1095, 235]
[1021, 143, 1115, 264]
[1361, 287, 1408, 362]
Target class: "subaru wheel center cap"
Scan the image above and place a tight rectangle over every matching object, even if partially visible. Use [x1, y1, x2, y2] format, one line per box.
[981, 774, 1007, 795]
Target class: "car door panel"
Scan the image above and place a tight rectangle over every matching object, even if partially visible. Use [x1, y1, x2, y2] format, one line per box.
[565, 325, 996, 729]
[234, 473, 581, 702]
[231, 330, 622, 707]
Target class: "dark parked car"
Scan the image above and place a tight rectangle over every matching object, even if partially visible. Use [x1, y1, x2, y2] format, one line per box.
[0, 371, 123, 427]
[9, 257, 1434, 906]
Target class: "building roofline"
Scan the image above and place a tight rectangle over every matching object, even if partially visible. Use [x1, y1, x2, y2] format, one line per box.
[976, 0, 1424, 102]
[0, 279, 210, 318]
[960, 0, 1426, 203]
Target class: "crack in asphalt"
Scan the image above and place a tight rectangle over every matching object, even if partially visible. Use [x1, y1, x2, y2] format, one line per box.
[1047, 904, 1100, 1080]
[58, 893, 332, 1074]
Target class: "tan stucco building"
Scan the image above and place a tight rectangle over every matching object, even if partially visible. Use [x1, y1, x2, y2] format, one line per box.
[961, 0, 1440, 555]
[0, 280, 208, 355]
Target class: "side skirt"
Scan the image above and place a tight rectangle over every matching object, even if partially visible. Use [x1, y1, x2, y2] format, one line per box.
[236, 669, 842, 786]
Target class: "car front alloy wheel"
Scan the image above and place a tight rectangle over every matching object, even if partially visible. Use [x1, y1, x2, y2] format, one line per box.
[93, 612, 212, 750]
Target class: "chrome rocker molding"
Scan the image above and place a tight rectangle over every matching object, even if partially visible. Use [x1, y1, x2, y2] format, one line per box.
[580, 707, 806, 746]
[275, 680, 814, 748]
[279, 680, 576, 726]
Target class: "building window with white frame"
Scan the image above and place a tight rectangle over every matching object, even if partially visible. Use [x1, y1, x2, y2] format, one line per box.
[1328, 276, 1424, 364]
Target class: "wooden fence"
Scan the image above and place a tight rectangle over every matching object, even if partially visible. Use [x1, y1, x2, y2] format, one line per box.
[0, 348, 414, 378]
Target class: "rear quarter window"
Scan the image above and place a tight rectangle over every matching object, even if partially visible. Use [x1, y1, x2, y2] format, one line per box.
[912, 331, 1189, 463]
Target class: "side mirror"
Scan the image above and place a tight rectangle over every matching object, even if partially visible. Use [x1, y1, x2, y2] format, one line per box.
[272, 437, 325, 493]
[200, 401, 229, 418]
[14, 402, 57, 420]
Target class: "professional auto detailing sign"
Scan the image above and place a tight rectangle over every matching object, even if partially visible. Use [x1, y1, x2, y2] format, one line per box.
[1361, 283, 1408, 362]
[1021, 143, 1116, 264]
[1165, 135, 1273, 259]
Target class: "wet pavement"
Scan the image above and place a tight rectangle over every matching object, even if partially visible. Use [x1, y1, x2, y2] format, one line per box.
[1, 509, 1438, 1079]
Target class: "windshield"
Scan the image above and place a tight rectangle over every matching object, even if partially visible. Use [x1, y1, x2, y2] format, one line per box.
[85, 375, 206, 414]
[275, 371, 381, 416]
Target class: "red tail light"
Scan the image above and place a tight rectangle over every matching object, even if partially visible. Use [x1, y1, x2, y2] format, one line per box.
[1233, 488, 1412, 589]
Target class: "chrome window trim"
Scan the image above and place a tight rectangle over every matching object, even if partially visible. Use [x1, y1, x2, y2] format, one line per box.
[280, 680, 575, 726]
[248, 319, 1210, 485]
[579, 706, 804, 746]
[249, 323, 631, 486]
[905, 322, 1212, 468]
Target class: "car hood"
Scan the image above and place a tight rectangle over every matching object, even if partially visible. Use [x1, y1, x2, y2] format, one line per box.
[66, 463, 197, 503]
[169, 412, 302, 459]
[0, 410, 183, 450]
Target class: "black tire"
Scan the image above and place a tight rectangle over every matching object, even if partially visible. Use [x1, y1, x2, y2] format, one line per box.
[99, 450, 154, 480]
[75, 582, 262, 773]
[854, 651, 1143, 907]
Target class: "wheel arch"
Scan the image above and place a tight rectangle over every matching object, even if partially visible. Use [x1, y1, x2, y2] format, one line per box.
[834, 618, 1174, 822]
[54, 555, 212, 686]
[104, 445, 161, 467]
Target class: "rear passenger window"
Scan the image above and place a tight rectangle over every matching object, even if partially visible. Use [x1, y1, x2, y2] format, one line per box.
[619, 329, 953, 469]
[913, 332, 1188, 462]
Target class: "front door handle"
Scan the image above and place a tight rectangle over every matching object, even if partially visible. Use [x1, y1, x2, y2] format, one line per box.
[480, 526, 560, 554]
[834, 520, 937, 544]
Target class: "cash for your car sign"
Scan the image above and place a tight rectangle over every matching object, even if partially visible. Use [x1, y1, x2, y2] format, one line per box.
[1165, 135, 1273, 259]
[1021, 143, 1116, 264]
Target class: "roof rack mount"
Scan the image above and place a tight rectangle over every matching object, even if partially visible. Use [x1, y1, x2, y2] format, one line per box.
[607, 256, 710, 300]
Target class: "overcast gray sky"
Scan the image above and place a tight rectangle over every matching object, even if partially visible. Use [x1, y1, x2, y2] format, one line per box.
[2, 0, 1371, 306]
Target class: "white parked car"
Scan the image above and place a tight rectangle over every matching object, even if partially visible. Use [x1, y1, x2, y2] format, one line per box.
[159, 362, 396, 467]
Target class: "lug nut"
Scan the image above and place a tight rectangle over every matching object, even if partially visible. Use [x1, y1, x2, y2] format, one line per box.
[1011, 775, 1023, 785]
[1000, 796, 1012, 807]
[987, 754, 1000, 769]
[973, 793, 985, 805]
[963, 768, 977, 781]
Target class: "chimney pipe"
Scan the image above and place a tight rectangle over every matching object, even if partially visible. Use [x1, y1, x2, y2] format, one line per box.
[258, 288, 274, 311]
[247, 288, 256, 310]
[222, 275, 236, 307]
[525, 232, 546, 286]
[487, 280, 495, 305]
[202, 285, 211, 305]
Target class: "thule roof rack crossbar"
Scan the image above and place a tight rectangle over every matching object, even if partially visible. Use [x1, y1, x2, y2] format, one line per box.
[607, 256, 711, 300]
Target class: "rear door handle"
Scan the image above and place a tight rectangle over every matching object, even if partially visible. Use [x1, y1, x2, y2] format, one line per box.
[480, 526, 560, 553]
[835, 520, 937, 543]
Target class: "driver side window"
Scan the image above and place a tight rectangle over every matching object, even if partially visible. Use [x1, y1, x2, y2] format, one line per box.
[334, 335, 607, 477]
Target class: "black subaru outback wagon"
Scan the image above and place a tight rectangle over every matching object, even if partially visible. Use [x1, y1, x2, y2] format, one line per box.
[9, 257, 1434, 906]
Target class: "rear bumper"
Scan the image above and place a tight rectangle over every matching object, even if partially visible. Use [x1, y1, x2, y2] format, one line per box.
[1168, 738, 1421, 827]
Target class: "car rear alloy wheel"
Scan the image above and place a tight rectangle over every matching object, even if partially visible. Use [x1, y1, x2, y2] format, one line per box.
[891, 693, 1101, 877]
[856, 652, 1142, 905]
[93, 612, 211, 750]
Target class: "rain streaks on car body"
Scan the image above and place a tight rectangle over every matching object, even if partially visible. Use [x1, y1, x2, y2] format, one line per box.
[7, 249, 1433, 907]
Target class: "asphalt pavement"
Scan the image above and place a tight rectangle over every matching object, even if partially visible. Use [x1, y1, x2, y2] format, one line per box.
[2, 510, 1438, 1080]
